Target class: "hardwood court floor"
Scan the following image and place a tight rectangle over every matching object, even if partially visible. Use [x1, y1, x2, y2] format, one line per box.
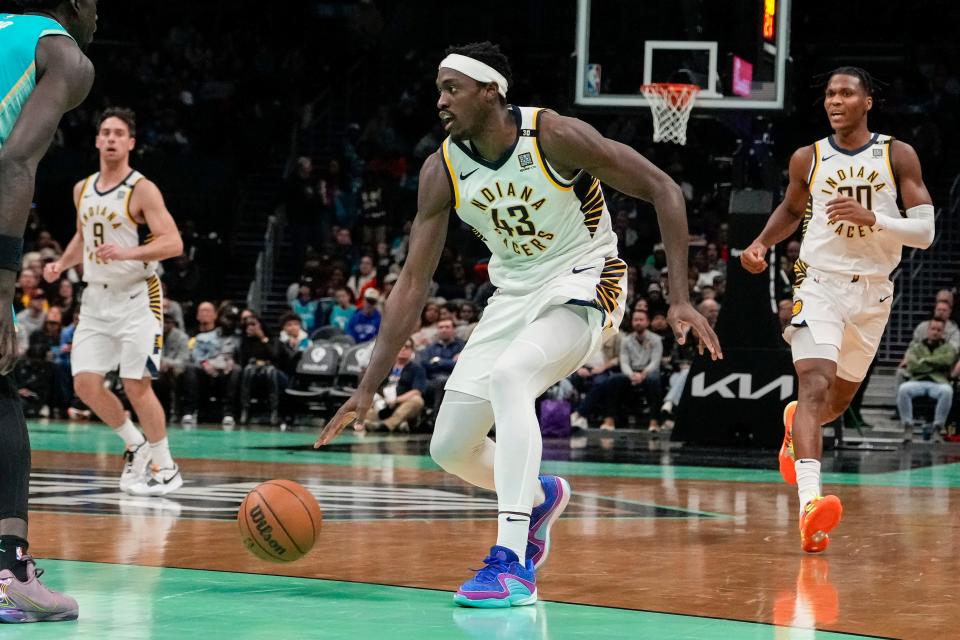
[11, 422, 960, 639]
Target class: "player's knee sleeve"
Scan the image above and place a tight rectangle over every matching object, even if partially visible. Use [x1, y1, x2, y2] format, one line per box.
[430, 391, 493, 470]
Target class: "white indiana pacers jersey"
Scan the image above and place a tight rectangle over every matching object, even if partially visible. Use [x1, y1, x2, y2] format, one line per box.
[76, 169, 158, 286]
[799, 133, 901, 279]
[441, 106, 619, 292]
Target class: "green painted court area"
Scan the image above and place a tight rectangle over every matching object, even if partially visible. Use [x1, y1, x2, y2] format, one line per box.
[29, 421, 960, 488]
[1, 561, 880, 640]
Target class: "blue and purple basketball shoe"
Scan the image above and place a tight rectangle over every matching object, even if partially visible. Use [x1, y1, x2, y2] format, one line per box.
[527, 475, 571, 569]
[453, 546, 537, 608]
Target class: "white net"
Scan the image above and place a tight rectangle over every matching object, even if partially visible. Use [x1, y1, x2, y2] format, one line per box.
[640, 83, 700, 145]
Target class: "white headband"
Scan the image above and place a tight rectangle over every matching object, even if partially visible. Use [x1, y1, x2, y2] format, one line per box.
[439, 54, 508, 98]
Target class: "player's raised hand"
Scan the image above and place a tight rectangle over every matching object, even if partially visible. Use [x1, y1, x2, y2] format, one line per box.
[826, 196, 876, 227]
[740, 241, 769, 274]
[43, 260, 63, 283]
[668, 301, 723, 361]
[0, 303, 19, 375]
[314, 389, 374, 447]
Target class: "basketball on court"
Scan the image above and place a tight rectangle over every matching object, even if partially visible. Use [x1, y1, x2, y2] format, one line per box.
[237, 480, 323, 563]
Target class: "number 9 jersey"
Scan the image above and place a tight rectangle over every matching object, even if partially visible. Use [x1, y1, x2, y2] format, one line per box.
[440, 106, 619, 293]
[76, 169, 158, 287]
[801, 133, 900, 280]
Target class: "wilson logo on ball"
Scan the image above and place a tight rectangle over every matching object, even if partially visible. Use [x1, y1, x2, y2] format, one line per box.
[249, 505, 288, 556]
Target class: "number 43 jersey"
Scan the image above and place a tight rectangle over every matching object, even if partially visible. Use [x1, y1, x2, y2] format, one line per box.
[441, 106, 619, 292]
[802, 133, 902, 279]
[76, 169, 158, 287]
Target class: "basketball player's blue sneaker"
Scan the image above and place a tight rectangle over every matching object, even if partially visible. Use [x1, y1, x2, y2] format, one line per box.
[527, 475, 571, 569]
[453, 546, 537, 608]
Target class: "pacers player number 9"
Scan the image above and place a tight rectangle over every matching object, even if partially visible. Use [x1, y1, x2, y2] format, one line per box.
[92, 222, 105, 246]
[836, 185, 872, 211]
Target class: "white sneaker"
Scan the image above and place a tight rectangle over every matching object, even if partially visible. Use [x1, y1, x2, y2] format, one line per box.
[127, 464, 183, 497]
[181, 413, 196, 426]
[119, 442, 152, 492]
[222, 415, 235, 429]
[570, 412, 589, 429]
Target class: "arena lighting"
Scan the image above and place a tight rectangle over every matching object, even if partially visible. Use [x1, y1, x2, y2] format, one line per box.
[763, 0, 777, 42]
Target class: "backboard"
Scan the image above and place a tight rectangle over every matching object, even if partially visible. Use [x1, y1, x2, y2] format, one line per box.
[575, 0, 791, 110]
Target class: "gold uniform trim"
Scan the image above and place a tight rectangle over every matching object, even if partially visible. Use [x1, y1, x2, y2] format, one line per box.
[532, 109, 575, 192]
[883, 138, 897, 192]
[124, 177, 143, 226]
[807, 142, 820, 193]
[75, 175, 92, 210]
[146, 274, 162, 323]
[441, 139, 460, 210]
[580, 177, 605, 237]
[594, 257, 627, 318]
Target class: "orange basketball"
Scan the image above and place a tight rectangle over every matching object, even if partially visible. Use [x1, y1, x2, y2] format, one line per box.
[237, 479, 322, 562]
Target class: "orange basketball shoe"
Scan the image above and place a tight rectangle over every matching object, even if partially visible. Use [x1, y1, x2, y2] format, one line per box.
[799, 495, 843, 553]
[779, 401, 798, 485]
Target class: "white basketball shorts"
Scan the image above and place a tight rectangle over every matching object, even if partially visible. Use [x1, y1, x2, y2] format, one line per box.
[72, 275, 164, 380]
[784, 267, 893, 382]
[445, 257, 627, 400]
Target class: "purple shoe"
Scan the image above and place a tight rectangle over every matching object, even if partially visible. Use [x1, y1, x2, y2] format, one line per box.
[0, 556, 79, 623]
[527, 475, 571, 570]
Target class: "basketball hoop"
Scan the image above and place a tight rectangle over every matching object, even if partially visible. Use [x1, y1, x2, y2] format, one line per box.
[640, 83, 700, 145]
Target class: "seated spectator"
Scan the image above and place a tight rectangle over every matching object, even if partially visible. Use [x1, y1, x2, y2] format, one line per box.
[456, 302, 479, 341]
[698, 298, 720, 329]
[421, 318, 465, 417]
[290, 281, 320, 333]
[15, 268, 41, 313]
[17, 305, 67, 416]
[912, 300, 960, 351]
[660, 334, 698, 420]
[238, 315, 285, 426]
[155, 313, 190, 421]
[896, 317, 958, 442]
[16, 290, 47, 353]
[327, 287, 357, 332]
[569, 329, 621, 429]
[365, 338, 426, 432]
[346, 288, 382, 343]
[347, 254, 378, 300]
[778, 299, 793, 331]
[53, 278, 79, 327]
[597, 310, 663, 431]
[381, 272, 399, 301]
[161, 282, 185, 331]
[182, 301, 240, 427]
[412, 301, 441, 350]
[277, 312, 311, 376]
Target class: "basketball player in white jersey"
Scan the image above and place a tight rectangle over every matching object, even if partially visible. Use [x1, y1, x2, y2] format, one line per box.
[315, 42, 721, 607]
[44, 107, 185, 496]
[741, 68, 934, 553]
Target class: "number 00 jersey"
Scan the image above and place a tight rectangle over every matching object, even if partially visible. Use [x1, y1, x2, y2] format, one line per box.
[441, 106, 619, 292]
[76, 170, 158, 286]
[800, 133, 901, 280]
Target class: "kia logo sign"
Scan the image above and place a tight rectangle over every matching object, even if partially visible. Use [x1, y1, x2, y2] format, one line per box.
[690, 372, 793, 400]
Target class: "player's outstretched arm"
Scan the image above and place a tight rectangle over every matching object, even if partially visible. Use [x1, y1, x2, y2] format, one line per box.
[0, 37, 93, 374]
[315, 151, 451, 446]
[740, 146, 813, 274]
[538, 111, 721, 360]
[95, 179, 184, 263]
